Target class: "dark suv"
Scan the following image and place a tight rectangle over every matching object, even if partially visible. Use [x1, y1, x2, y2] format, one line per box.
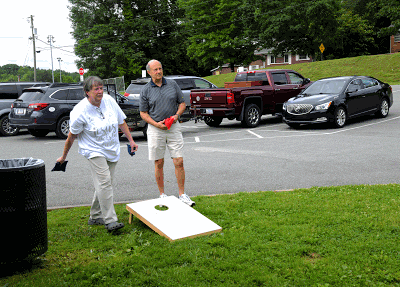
[0, 82, 49, 136]
[9, 83, 140, 139]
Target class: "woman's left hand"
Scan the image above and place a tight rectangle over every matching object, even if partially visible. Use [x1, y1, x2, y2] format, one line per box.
[129, 141, 138, 153]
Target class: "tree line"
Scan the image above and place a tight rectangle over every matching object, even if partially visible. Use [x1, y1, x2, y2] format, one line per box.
[0, 64, 80, 83]
[18, 0, 400, 86]
[178, 0, 400, 71]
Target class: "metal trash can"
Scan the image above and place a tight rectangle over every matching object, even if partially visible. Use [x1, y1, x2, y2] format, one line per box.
[0, 158, 47, 263]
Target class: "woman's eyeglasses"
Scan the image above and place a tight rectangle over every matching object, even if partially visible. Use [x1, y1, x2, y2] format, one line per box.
[95, 107, 105, 119]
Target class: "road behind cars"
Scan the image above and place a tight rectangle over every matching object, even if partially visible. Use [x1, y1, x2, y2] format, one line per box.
[1, 86, 399, 209]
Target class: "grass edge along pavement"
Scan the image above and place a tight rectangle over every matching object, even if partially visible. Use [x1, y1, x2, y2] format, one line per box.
[1, 184, 400, 286]
[205, 52, 400, 88]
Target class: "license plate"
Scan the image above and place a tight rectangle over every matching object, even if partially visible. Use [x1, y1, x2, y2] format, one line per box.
[205, 108, 213, 115]
[15, 108, 26, 115]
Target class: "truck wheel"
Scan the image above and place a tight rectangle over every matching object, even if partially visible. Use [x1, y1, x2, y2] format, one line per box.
[0, 114, 19, 136]
[55, 115, 70, 139]
[242, 103, 261, 128]
[204, 116, 222, 127]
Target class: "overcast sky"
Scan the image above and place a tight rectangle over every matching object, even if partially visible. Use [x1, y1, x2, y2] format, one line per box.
[0, 0, 80, 73]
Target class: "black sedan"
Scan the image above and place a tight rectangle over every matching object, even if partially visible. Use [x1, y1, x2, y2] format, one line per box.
[282, 76, 393, 128]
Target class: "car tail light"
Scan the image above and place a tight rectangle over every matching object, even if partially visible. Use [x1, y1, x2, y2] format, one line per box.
[227, 92, 235, 104]
[124, 92, 130, 97]
[11, 104, 14, 109]
[28, 103, 49, 111]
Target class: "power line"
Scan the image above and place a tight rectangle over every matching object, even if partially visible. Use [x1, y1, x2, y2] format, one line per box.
[23, 38, 32, 67]
[36, 37, 76, 54]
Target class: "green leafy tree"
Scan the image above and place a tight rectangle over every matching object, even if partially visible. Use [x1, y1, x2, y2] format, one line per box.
[327, 8, 375, 59]
[178, 0, 260, 71]
[247, 0, 340, 60]
[0, 65, 79, 83]
[69, 0, 208, 84]
[0, 64, 20, 76]
[340, 0, 400, 54]
[69, 0, 137, 79]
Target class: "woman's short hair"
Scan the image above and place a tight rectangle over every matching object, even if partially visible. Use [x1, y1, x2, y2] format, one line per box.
[83, 76, 103, 95]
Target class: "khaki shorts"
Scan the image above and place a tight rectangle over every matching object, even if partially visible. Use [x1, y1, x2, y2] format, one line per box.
[147, 122, 184, 161]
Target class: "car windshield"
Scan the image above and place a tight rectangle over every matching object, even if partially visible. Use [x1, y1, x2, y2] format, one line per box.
[19, 90, 45, 101]
[303, 79, 347, 94]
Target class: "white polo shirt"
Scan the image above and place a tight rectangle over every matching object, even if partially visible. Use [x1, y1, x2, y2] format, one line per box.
[70, 93, 126, 162]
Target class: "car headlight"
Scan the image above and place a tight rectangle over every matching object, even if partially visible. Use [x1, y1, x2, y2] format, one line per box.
[314, 101, 332, 111]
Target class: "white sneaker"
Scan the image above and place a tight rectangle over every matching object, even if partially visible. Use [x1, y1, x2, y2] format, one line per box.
[179, 194, 195, 207]
[160, 193, 168, 198]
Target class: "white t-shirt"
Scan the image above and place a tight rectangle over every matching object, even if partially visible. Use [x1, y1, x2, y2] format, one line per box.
[70, 93, 126, 162]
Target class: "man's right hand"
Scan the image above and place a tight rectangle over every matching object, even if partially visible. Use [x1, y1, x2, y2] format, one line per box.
[156, 120, 168, 130]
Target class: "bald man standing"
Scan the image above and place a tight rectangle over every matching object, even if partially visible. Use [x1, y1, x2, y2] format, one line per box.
[139, 60, 195, 207]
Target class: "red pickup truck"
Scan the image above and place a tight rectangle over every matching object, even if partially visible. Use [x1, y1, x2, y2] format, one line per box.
[190, 69, 311, 127]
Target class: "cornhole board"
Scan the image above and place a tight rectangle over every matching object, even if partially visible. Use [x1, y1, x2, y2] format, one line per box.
[126, 196, 222, 241]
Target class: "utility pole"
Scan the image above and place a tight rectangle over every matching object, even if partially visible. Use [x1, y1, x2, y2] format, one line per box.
[29, 15, 37, 82]
[48, 35, 55, 83]
[57, 57, 62, 82]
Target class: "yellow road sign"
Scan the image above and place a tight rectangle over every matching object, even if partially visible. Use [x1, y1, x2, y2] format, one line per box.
[319, 43, 325, 53]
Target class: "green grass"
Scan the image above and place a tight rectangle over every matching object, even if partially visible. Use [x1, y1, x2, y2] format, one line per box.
[2, 184, 400, 286]
[205, 53, 400, 87]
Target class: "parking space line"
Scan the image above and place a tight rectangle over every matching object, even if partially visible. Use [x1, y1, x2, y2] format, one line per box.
[193, 146, 266, 155]
[326, 115, 400, 135]
[185, 115, 400, 145]
[247, 130, 263, 138]
[181, 125, 207, 129]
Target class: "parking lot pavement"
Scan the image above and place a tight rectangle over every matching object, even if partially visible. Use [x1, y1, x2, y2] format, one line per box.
[1, 86, 399, 209]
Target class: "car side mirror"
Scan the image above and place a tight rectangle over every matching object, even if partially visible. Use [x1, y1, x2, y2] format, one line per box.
[302, 78, 310, 86]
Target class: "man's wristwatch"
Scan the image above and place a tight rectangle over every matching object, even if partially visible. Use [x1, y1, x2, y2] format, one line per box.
[175, 114, 181, 121]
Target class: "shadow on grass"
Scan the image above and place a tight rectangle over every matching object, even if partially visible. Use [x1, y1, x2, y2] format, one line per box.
[0, 257, 46, 279]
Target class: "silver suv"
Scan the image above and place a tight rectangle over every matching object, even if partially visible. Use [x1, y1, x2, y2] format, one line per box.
[124, 75, 218, 122]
